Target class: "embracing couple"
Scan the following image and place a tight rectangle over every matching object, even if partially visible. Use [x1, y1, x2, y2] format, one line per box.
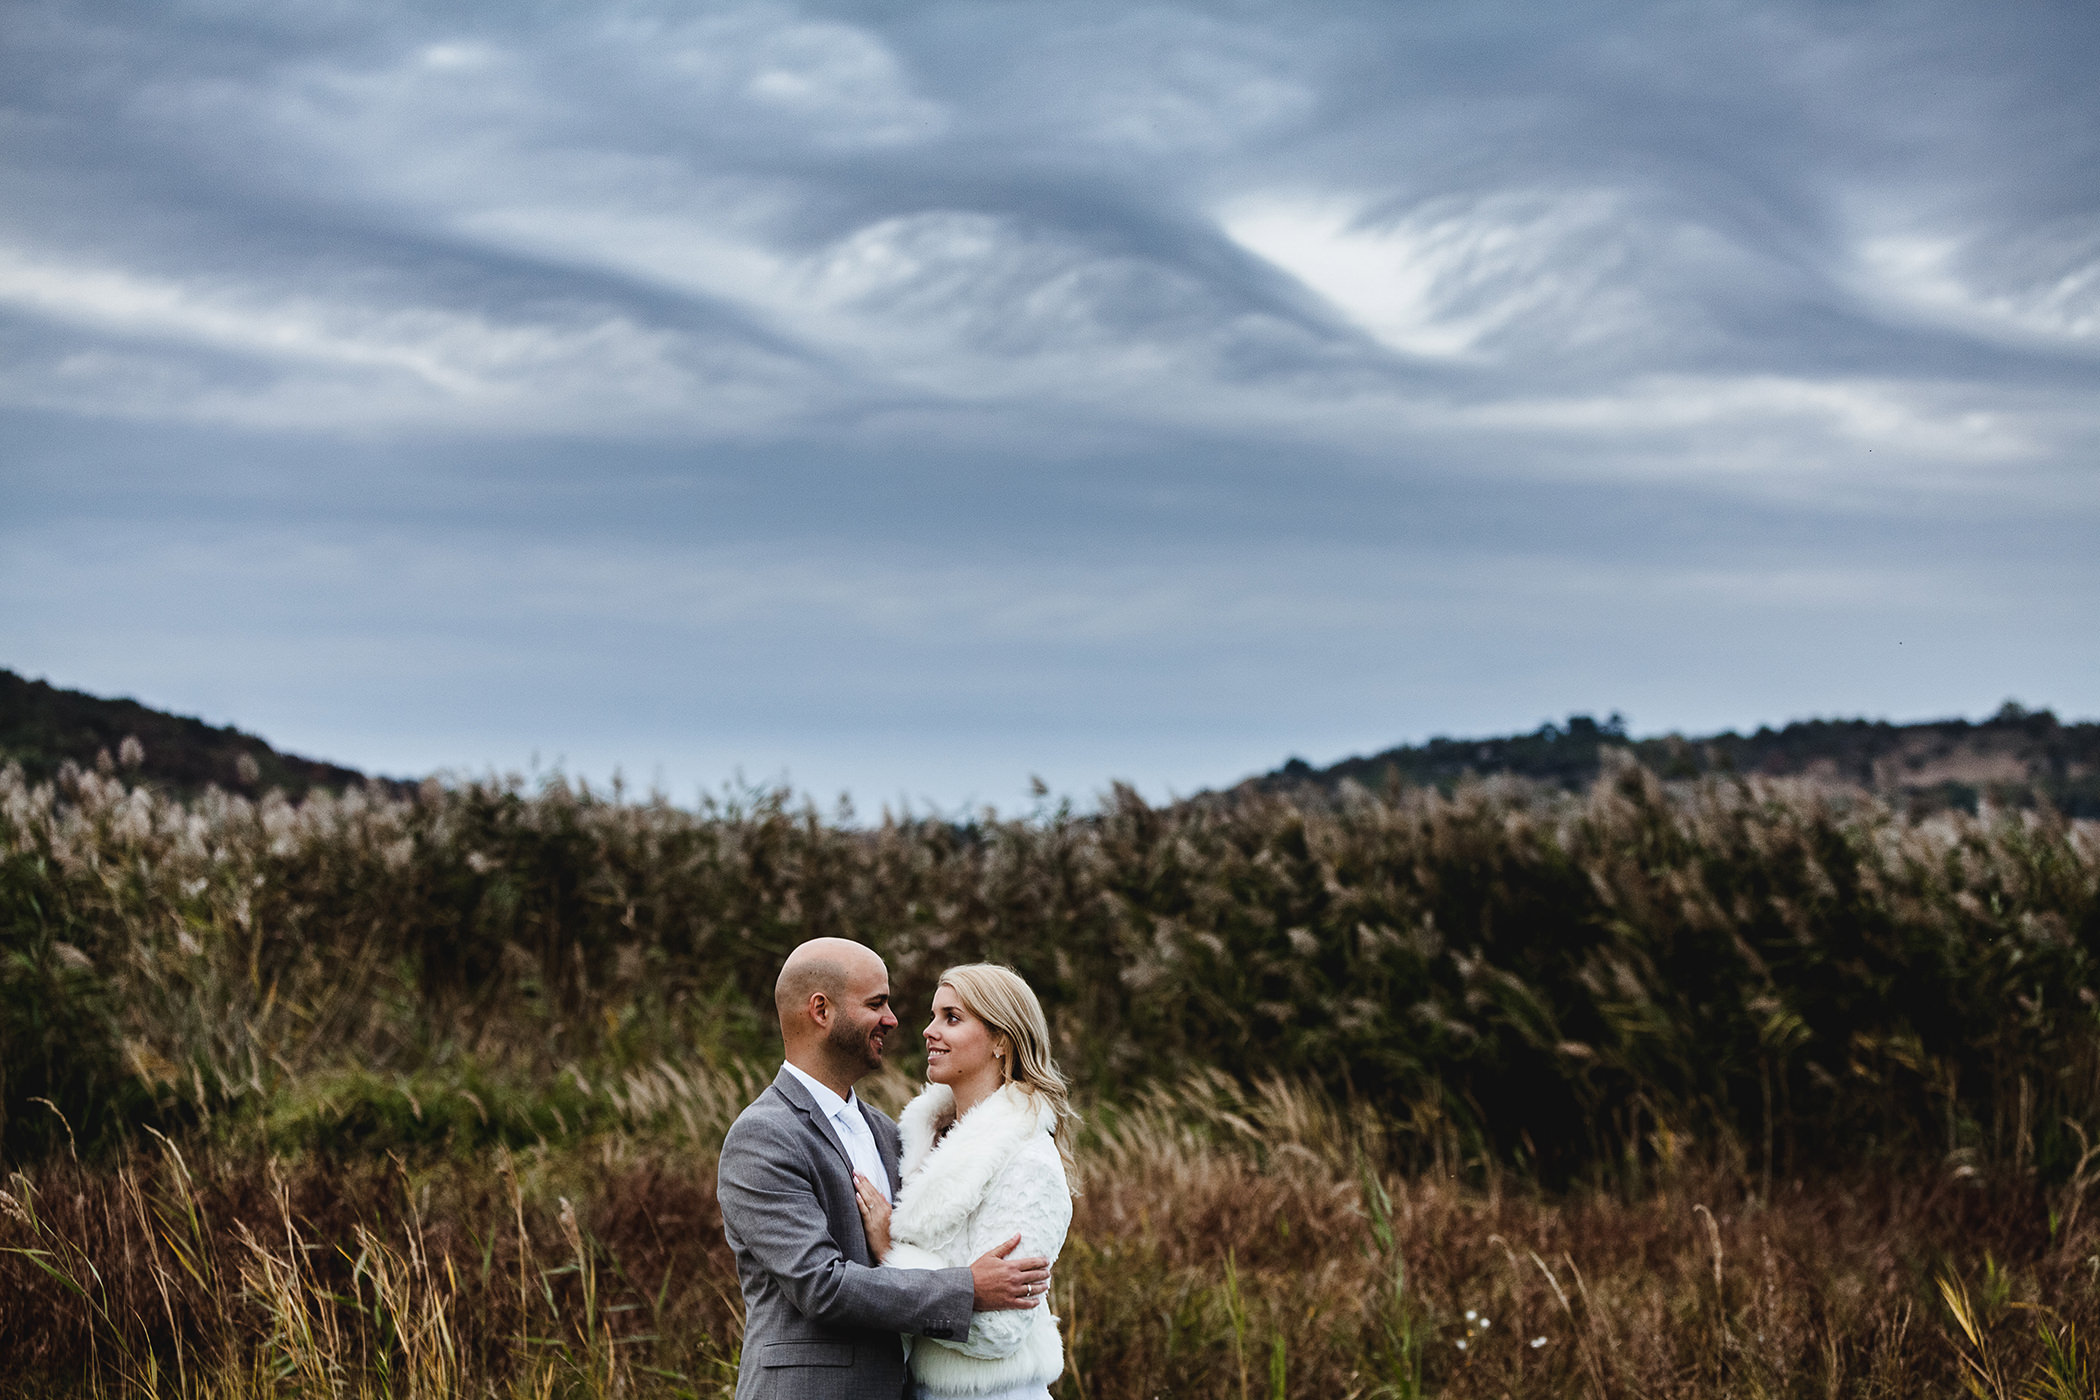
[717, 937, 1076, 1400]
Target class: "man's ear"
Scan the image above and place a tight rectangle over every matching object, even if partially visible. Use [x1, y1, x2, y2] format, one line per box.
[805, 991, 832, 1027]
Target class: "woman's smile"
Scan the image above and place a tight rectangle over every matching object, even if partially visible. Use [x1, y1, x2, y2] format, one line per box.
[922, 985, 1001, 1097]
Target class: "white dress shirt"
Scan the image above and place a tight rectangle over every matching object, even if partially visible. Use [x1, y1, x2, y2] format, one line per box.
[782, 1061, 892, 1202]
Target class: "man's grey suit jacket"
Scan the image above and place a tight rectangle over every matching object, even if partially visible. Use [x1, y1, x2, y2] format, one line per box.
[718, 1068, 976, 1400]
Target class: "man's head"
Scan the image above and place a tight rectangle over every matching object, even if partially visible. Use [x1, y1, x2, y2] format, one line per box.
[775, 937, 898, 1096]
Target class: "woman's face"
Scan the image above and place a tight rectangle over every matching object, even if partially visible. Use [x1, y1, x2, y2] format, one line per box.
[923, 984, 1003, 1091]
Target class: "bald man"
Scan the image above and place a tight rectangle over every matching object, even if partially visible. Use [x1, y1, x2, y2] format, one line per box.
[717, 937, 1051, 1399]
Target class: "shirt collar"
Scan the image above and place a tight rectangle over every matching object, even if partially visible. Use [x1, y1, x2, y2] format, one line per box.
[782, 1060, 860, 1123]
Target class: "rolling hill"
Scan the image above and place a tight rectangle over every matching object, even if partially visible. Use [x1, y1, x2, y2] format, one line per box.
[0, 668, 403, 800]
[7, 665, 2095, 815]
[1247, 703, 2100, 816]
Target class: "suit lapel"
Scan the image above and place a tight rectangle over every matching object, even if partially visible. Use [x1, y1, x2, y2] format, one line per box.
[862, 1099, 903, 1196]
[769, 1068, 856, 1183]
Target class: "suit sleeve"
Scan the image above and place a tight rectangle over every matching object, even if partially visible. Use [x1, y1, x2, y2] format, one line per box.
[937, 1147, 1073, 1361]
[718, 1112, 975, 1341]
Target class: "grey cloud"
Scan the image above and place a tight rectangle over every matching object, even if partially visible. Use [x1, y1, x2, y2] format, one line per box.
[9, 0, 2094, 452]
[2, 0, 2096, 802]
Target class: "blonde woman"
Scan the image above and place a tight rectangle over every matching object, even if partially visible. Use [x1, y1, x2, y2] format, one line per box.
[852, 964, 1077, 1400]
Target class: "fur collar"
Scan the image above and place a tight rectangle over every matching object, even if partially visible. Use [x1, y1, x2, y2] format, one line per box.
[893, 1082, 1057, 1243]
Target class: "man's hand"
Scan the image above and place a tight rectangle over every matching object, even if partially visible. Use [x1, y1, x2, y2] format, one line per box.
[970, 1235, 1050, 1311]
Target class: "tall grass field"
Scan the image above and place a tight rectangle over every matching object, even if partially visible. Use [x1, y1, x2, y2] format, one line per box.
[4, 754, 2098, 1396]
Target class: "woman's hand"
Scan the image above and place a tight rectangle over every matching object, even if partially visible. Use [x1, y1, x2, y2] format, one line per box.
[853, 1172, 892, 1260]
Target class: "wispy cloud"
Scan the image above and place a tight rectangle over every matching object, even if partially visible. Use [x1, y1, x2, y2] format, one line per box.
[0, 241, 810, 430]
[4, 0, 2093, 469]
[1855, 228, 2100, 349]
[1221, 190, 1663, 361]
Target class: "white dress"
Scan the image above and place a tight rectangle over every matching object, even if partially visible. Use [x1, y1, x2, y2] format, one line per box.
[882, 1083, 1073, 1399]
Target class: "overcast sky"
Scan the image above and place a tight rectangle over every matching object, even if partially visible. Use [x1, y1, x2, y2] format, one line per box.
[3, 0, 2096, 811]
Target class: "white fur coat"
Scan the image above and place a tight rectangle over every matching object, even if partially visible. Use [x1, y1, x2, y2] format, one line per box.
[881, 1082, 1073, 1396]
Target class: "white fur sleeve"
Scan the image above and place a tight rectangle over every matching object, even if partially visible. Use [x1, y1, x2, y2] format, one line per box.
[943, 1142, 1073, 1361]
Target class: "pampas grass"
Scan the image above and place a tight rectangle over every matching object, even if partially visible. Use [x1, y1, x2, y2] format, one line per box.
[3, 755, 2098, 1394]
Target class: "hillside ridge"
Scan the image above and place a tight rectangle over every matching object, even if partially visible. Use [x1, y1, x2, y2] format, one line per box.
[1247, 703, 2100, 816]
[0, 668, 405, 800]
[9, 667, 2095, 814]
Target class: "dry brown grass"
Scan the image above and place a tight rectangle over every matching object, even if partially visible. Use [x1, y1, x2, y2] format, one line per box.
[3, 1072, 2096, 1399]
[1057, 1073, 2098, 1399]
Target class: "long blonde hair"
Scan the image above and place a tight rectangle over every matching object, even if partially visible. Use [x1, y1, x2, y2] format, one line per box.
[938, 963, 1080, 1180]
